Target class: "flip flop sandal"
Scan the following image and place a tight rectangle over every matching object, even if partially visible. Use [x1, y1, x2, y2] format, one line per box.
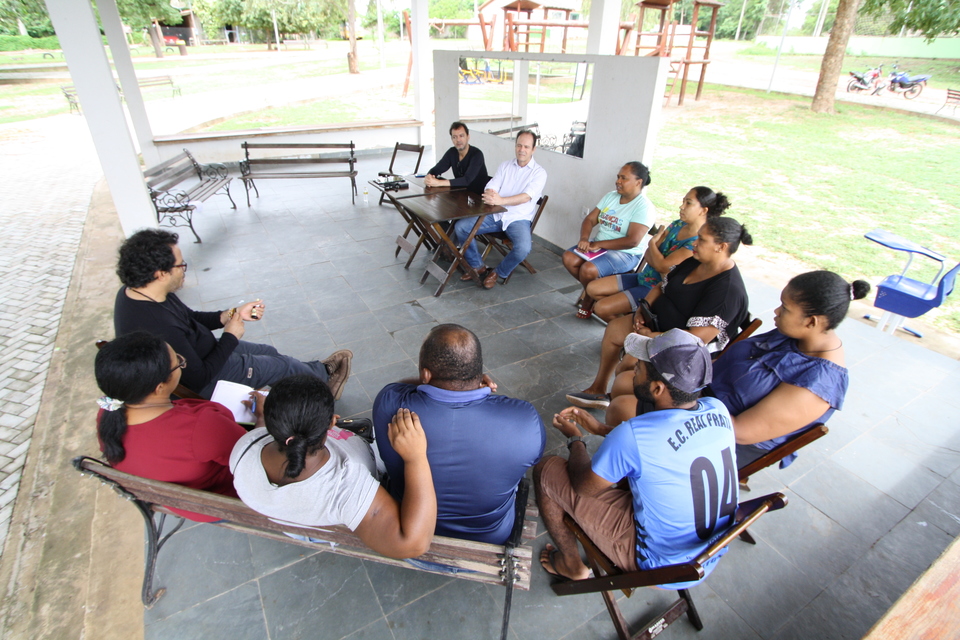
[575, 307, 593, 320]
[540, 545, 571, 583]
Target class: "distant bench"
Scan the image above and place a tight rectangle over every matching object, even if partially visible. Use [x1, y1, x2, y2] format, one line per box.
[61, 75, 181, 113]
[136, 75, 181, 97]
[282, 39, 316, 50]
[72, 455, 536, 639]
[239, 141, 359, 206]
[144, 149, 236, 243]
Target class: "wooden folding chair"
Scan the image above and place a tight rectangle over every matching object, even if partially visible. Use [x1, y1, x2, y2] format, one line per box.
[479, 195, 548, 283]
[738, 423, 828, 487]
[95, 340, 203, 400]
[554, 492, 788, 640]
[378, 142, 425, 205]
[713, 315, 762, 361]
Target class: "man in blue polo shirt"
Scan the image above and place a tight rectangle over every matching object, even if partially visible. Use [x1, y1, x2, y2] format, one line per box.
[373, 324, 545, 544]
[535, 329, 737, 587]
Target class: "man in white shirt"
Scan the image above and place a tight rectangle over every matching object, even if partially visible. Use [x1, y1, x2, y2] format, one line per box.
[453, 130, 547, 289]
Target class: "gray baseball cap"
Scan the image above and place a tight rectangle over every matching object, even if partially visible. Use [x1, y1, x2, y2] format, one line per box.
[624, 329, 712, 393]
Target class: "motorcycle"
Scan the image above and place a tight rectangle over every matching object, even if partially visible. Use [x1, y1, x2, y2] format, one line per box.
[883, 64, 931, 99]
[847, 64, 884, 93]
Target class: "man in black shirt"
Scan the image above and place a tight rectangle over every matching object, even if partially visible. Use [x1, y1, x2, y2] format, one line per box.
[424, 121, 490, 194]
[113, 229, 351, 399]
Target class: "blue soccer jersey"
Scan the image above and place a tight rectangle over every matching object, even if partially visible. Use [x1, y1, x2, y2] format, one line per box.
[592, 397, 738, 587]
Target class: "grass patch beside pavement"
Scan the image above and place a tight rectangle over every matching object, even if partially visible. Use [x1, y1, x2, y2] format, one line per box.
[651, 86, 960, 332]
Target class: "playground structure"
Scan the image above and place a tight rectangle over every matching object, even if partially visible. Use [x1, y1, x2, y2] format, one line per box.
[617, 0, 722, 106]
[497, 0, 581, 53]
[404, 0, 720, 107]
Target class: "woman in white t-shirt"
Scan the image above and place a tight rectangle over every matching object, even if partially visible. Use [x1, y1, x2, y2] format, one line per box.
[230, 374, 436, 560]
[562, 162, 657, 320]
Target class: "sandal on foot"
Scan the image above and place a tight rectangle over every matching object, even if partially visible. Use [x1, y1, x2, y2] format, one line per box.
[575, 307, 593, 320]
[565, 391, 611, 409]
[540, 545, 570, 582]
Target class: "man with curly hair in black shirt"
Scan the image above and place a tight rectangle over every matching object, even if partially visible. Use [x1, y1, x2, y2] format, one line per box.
[113, 229, 351, 399]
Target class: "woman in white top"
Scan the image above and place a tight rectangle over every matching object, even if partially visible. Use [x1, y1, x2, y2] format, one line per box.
[231, 374, 436, 560]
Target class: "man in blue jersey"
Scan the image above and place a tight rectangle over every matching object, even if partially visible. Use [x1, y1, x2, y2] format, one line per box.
[534, 329, 738, 587]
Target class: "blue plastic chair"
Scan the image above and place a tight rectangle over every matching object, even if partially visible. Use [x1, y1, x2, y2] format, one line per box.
[866, 229, 958, 336]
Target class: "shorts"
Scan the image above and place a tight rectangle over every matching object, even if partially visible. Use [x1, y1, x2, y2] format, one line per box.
[537, 456, 637, 572]
[568, 247, 641, 278]
[615, 273, 652, 311]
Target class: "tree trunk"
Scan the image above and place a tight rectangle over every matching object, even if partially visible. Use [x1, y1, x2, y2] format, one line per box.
[347, 0, 360, 74]
[810, 0, 861, 113]
[149, 21, 164, 58]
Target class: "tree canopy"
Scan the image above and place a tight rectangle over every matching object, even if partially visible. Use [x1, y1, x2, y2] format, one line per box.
[0, 0, 53, 36]
[861, 0, 960, 41]
[112, 0, 183, 30]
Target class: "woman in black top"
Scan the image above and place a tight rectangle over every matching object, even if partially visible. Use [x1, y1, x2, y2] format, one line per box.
[565, 217, 752, 412]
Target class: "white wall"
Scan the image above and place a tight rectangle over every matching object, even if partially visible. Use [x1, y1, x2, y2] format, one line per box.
[434, 50, 668, 250]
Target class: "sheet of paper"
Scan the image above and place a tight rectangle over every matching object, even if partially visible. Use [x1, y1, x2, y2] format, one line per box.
[210, 380, 257, 425]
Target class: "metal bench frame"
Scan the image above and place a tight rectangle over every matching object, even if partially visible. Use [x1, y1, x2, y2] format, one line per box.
[144, 148, 236, 243]
[240, 142, 359, 206]
[72, 456, 537, 640]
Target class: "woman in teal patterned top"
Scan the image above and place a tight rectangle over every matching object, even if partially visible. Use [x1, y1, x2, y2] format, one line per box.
[586, 186, 731, 322]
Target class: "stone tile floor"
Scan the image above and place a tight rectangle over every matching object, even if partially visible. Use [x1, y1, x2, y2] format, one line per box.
[139, 155, 960, 640]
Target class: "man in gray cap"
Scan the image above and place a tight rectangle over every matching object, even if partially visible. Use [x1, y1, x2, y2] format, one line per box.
[534, 329, 738, 586]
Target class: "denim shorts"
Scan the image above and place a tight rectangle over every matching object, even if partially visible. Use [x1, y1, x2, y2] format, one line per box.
[615, 273, 652, 311]
[568, 247, 641, 277]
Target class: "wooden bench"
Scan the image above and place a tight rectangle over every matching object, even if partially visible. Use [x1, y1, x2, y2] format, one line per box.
[61, 76, 180, 113]
[136, 75, 181, 97]
[72, 455, 537, 640]
[240, 142, 359, 206]
[935, 88, 960, 116]
[61, 86, 80, 114]
[143, 149, 237, 244]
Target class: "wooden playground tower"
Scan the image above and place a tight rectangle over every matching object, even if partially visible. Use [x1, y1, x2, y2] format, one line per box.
[617, 0, 722, 106]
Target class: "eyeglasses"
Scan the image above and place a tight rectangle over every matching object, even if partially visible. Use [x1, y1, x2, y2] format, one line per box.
[170, 353, 187, 374]
[171, 262, 188, 273]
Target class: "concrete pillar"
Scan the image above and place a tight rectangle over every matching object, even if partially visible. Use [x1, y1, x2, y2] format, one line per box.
[409, 0, 433, 144]
[586, 0, 621, 55]
[98, 0, 160, 167]
[514, 59, 529, 126]
[46, 0, 157, 236]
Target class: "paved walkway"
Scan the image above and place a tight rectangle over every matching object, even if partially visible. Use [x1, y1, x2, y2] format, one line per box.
[0, 116, 100, 555]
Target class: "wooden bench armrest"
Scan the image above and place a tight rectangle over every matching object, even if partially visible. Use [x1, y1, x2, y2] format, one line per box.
[738, 424, 828, 482]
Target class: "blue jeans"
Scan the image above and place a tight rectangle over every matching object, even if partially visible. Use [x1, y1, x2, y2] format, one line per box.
[200, 340, 328, 398]
[454, 217, 532, 278]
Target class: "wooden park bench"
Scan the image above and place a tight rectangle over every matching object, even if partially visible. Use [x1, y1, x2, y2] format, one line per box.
[72, 456, 537, 640]
[935, 88, 960, 116]
[136, 75, 181, 97]
[143, 149, 236, 243]
[61, 76, 180, 114]
[239, 141, 359, 206]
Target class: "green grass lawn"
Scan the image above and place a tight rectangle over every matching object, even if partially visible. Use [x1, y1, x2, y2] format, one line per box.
[735, 46, 960, 91]
[0, 43, 404, 124]
[651, 85, 960, 332]
[202, 88, 414, 130]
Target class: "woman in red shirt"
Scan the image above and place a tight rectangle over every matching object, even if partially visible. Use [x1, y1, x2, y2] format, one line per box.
[95, 331, 247, 521]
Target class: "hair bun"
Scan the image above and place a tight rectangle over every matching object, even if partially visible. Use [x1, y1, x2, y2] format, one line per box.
[851, 280, 871, 301]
